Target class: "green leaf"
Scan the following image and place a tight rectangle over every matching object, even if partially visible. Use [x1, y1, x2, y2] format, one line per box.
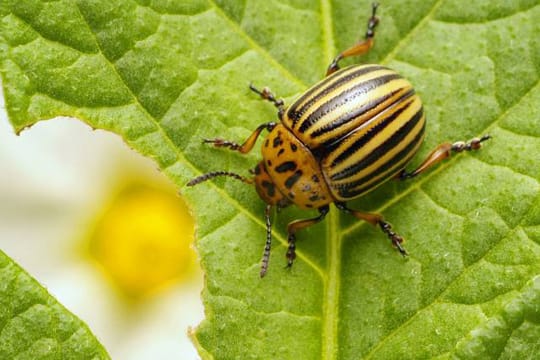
[0, 250, 110, 359]
[1, 0, 539, 359]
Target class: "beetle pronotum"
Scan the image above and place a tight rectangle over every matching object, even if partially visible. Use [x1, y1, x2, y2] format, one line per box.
[188, 3, 490, 277]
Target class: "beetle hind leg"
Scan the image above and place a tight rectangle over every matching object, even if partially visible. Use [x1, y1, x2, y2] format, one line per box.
[397, 134, 491, 180]
[335, 202, 407, 255]
[327, 2, 379, 75]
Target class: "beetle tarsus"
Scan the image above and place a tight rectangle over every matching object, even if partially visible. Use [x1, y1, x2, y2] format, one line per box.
[204, 138, 241, 151]
[378, 220, 408, 256]
[366, 2, 380, 38]
[249, 83, 285, 119]
[336, 202, 408, 256]
[451, 134, 491, 152]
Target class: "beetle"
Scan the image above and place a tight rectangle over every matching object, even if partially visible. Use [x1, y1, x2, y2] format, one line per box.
[188, 3, 490, 277]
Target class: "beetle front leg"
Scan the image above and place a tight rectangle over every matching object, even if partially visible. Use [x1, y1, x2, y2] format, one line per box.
[204, 122, 277, 154]
[327, 2, 379, 75]
[335, 202, 407, 255]
[397, 135, 491, 180]
[286, 205, 330, 268]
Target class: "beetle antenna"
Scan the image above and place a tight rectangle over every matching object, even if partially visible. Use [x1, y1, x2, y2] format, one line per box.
[260, 204, 273, 278]
[187, 171, 253, 186]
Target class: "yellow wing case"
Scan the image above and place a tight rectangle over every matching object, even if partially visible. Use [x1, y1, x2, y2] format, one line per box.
[283, 64, 425, 200]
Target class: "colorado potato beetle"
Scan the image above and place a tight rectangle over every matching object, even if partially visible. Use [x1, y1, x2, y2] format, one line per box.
[188, 3, 490, 277]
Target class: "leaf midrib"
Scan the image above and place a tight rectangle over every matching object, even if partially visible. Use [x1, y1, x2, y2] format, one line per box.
[318, 1, 340, 359]
[319, 2, 446, 359]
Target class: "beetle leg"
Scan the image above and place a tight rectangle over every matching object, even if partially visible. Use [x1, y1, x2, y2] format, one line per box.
[335, 202, 407, 256]
[327, 2, 379, 75]
[397, 134, 491, 180]
[204, 122, 277, 154]
[286, 205, 330, 268]
[249, 83, 286, 120]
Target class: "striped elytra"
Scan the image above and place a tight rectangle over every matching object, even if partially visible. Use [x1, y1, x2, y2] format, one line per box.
[282, 64, 425, 201]
[188, 3, 489, 277]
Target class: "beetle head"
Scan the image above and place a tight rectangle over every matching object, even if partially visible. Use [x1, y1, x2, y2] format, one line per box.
[187, 162, 290, 209]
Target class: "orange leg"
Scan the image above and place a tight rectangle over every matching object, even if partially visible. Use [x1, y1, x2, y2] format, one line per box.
[286, 206, 330, 268]
[398, 135, 491, 179]
[204, 83, 286, 153]
[335, 202, 407, 255]
[204, 122, 276, 154]
[326, 2, 380, 75]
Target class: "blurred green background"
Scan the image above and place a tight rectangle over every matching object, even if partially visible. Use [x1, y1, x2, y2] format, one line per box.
[0, 91, 204, 359]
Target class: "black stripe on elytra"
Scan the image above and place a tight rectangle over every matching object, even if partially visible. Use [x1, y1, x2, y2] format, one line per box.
[337, 123, 425, 198]
[285, 170, 303, 189]
[329, 95, 416, 167]
[311, 87, 415, 140]
[287, 65, 388, 128]
[331, 105, 424, 181]
[275, 161, 297, 173]
[298, 73, 402, 134]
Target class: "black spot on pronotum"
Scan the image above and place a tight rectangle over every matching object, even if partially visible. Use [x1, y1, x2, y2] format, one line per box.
[311, 174, 319, 183]
[267, 160, 273, 167]
[265, 139, 269, 147]
[285, 170, 303, 189]
[277, 148, 285, 156]
[290, 143, 298, 152]
[275, 161, 297, 173]
[262, 180, 275, 197]
[273, 136, 283, 148]
[309, 194, 320, 202]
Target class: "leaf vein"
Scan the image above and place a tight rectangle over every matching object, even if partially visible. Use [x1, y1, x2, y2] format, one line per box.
[69, 2, 324, 278]
[341, 78, 540, 236]
[364, 218, 530, 358]
[207, 0, 306, 88]
[209, 293, 321, 321]
[380, 0, 445, 64]
[432, 3, 540, 25]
